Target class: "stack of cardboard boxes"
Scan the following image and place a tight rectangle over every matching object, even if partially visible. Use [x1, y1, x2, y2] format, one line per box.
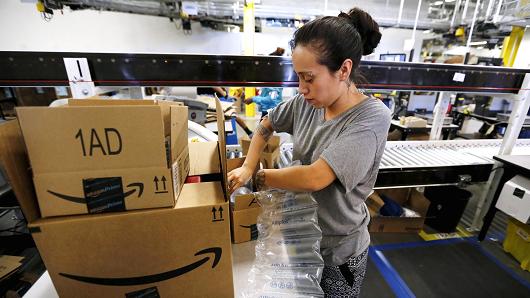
[0, 98, 234, 297]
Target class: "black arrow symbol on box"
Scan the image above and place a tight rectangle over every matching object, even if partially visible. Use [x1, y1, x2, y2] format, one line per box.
[211, 207, 217, 220]
[161, 176, 167, 190]
[47, 182, 144, 204]
[59, 247, 222, 286]
[218, 206, 224, 219]
[153, 176, 160, 191]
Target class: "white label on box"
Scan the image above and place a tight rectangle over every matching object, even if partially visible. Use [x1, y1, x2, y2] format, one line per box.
[453, 72, 466, 82]
[172, 160, 180, 197]
[182, 1, 198, 15]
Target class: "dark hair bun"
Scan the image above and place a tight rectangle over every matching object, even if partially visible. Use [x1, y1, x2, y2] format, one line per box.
[339, 8, 382, 55]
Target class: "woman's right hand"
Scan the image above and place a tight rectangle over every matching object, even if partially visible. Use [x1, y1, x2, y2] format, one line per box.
[227, 165, 254, 193]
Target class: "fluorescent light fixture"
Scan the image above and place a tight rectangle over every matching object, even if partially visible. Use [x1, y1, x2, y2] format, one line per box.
[445, 0, 457, 2]
[469, 41, 487, 46]
[434, 0, 444, 5]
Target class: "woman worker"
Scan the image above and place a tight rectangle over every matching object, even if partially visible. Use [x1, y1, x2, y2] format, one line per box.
[228, 7, 390, 297]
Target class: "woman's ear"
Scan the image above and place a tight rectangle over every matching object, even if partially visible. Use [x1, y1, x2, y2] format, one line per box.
[339, 59, 353, 81]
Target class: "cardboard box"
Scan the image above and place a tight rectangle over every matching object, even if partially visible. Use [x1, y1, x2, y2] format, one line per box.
[231, 207, 261, 243]
[261, 147, 281, 169]
[0, 98, 234, 297]
[366, 192, 385, 212]
[0, 255, 24, 280]
[227, 157, 261, 243]
[368, 188, 430, 233]
[240, 135, 281, 169]
[16, 99, 189, 217]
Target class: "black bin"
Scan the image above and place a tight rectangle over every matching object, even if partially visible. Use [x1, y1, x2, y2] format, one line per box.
[424, 186, 472, 233]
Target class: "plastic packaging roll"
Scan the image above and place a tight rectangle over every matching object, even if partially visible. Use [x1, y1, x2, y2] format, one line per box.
[244, 185, 324, 298]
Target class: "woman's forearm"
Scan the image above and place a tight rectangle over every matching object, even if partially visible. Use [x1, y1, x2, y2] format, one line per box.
[263, 166, 316, 192]
[261, 159, 337, 192]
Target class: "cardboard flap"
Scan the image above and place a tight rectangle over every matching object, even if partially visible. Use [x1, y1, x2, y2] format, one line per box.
[377, 188, 410, 205]
[17, 106, 167, 174]
[240, 138, 251, 156]
[241, 136, 280, 155]
[407, 191, 431, 217]
[214, 96, 228, 202]
[158, 100, 184, 136]
[176, 182, 225, 209]
[188, 142, 220, 175]
[227, 157, 245, 172]
[265, 136, 281, 152]
[233, 194, 259, 211]
[366, 192, 385, 212]
[68, 99, 156, 106]
[170, 106, 189, 162]
[68, 99, 184, 136]
[0, 255, 24, 279]
[0, 120, 40, 222]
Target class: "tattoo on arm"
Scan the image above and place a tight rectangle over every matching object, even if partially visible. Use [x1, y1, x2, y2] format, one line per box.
[256, 119, 272, 142]
[256, 115, 273, 143]
[254, 169, 267, 191]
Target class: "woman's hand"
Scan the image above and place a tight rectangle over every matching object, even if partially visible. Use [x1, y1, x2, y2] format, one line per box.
[227, 165, 254, 193]
[244, 98, 253, 104]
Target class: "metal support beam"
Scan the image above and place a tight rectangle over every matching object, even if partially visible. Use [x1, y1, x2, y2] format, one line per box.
[493, 0, 503, 23]
[397, 0, 405, 26]
[462, 0, 470, 23]
[430, 92, 451, 140]
[1, 52, 528, 93]
[466, 0, 482, 49]
[498, 74, 530, 155]
[411, 0, 423, 41]
[451, 0, 462, 27]
[471, 73, 530, 230]
[485, 0, 495, 20]
[63, 58, 95, 98]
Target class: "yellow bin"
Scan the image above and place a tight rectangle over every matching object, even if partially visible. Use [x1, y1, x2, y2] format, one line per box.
[504, 217, 530, 272]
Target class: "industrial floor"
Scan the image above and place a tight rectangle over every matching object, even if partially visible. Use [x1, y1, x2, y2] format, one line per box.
[231, 115, 530, 296]
[233, 231, 530, 298]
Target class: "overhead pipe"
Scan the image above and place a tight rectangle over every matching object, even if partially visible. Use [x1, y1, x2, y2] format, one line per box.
[451, 0, 462, 27]
[411, 0, 422, 41]
[397, 0, 405, 26]
[466, 0, 481, 48]
[485, 0, 495, 20]
[493, 0, 504, 23]
[461, 0, 470, 23]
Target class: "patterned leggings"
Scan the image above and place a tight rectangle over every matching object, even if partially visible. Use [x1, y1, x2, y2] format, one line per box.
[320, 248, 368, 298]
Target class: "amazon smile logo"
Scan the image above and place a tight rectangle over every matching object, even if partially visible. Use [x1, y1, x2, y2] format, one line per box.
[47, 182, 143, 204]
[239, 224, 258, 240]
[59, 247, 222, 286]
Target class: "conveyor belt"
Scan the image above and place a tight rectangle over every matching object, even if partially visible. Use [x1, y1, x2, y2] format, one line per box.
[278, 139, 530, 188]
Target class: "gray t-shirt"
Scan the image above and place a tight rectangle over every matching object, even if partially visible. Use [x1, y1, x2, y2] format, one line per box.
[268, 94, 391, 265]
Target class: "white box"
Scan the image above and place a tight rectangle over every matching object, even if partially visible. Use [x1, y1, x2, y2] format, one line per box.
[496, 175, 530, 223]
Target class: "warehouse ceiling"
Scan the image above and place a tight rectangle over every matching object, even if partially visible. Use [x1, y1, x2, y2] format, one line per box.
[37, 0, 526, 31]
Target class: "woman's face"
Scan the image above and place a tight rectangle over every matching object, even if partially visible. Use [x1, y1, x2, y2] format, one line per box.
[292, 45, 344, 109]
